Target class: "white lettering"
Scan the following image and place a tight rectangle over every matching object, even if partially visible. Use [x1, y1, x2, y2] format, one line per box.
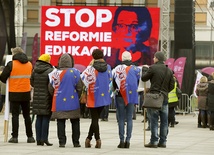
[96, 9, 112, 27]
[45, 31, 112, 42]
[45, 8, 60, 27]
[45, 45, 111, 56]
[60, 9, 75, 27]
[76, 9, 94, 27]
[45, 8, 112, 27]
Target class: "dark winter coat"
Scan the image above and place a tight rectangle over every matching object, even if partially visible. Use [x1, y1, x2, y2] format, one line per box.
[30, 60, 54, 115]
[196, 82, 208, 110]
[141, 61, 174, 100]
[207, 80, 214, 111]
[0, 52, 31, 101]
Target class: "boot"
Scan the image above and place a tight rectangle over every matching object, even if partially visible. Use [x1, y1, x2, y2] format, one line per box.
[201, 114, 207, 128]
[95, 139, 101, 148]
[198, 111, 202, 128]
[207, 114, 210, 127]
[85, 138, 91, 148]
[41, 140, 53, 146]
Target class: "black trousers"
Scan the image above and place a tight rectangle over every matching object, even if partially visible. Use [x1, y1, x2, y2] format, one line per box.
[87, 106, 104, 140]
[57, 118, 80, 145]
[10, 101, 33, 138]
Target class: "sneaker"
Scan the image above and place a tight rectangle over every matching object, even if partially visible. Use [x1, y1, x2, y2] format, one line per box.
[27, 137, 35, 143]
[8, 137, 18, 143]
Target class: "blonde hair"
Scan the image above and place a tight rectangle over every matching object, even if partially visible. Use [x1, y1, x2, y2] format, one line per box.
[200, 76, 208, 83]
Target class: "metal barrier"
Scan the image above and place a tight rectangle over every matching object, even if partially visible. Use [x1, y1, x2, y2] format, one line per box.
[109, 93, 196, 115]
[189, 94, 198, 117]
[175, 93, 190, 115]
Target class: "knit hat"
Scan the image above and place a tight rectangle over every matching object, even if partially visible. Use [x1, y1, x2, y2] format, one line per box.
[122, 51, 132, 61]
[39, 54, 51, 63]
[11, 47, 24, 55]
[92, 49, 104, 60]
[154, 51, 166, 62]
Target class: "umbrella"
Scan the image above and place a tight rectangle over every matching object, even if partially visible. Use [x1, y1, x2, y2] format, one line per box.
[201, 67, 214, 75]
[74, 64, 86, 73]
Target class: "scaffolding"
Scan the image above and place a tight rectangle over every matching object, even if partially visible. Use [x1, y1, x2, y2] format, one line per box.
[159, 0, 170, 58]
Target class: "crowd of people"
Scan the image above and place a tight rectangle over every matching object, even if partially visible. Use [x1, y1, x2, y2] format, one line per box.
[196, 73, 214, 130]
[1, 47, 203, 149]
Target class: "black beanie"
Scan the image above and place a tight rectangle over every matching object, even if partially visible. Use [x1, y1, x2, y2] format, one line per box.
[92, 49, 104, 60]
[154, 51, 166, 62]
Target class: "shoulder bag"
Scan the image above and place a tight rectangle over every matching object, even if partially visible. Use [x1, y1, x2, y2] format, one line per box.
[143, 67, 168, 109]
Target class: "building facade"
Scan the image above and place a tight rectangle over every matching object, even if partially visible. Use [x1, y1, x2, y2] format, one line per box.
[20, 0, 214, 68]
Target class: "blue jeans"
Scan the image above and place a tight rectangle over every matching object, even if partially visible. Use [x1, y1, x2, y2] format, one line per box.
[147, 99, 168, 145]
[116, 96, 134, 143]
[35, 115, 51, 142]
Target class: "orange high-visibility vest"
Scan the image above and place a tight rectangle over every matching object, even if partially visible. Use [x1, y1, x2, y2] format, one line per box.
[8, 60, 32, 92]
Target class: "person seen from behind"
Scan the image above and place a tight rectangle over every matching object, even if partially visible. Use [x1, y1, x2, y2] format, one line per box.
[168, 73, 180, 128]
[196, 76, 208, 128]
[206, 73, 214, 130]
[141, 51, 174, 148]
[0, 47, 35, 143]
[0, 66, 6, 113]
[81, 49, 112, 149]
[49, 53, 83, 147]
[112, 51, 140, 148]
[30, 54, 54, 146]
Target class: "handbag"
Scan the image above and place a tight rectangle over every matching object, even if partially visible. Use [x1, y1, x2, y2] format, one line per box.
[143, 67, 168, 109]
[143, 92, 164, 109]
[79, 86, 87, 104]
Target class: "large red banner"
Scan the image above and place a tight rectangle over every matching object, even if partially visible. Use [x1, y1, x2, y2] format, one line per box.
[41, 6, 160, 67]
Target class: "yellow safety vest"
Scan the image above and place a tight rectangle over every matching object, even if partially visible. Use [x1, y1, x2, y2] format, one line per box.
[168, 82, 179, 103]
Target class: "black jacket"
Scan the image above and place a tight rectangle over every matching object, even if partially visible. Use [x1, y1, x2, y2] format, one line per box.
[30, 60, 54, 115]
[0, 52, 31, 101]
[141, 61, 174, 99]
[207, 80, 214, 111]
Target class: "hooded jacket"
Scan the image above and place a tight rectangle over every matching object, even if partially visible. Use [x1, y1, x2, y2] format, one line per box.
[0, 52, 32, 101]
[30, 60, 54, 115]
[49, 53, 83, 119]
[112, 60, 140, 105]
[81, 59, 112, 108]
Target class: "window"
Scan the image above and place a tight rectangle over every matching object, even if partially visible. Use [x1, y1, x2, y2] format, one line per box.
[51, 0, 62, 6]
[73, 0, 86, 6]
[27, 0, 39, 5]
[121, 0, 133, 6]
[97, 0, 110, 6]
[145, 0, 158, 7]
[195, 12, 207, 25]
[27, 10, 38, 23]
[170, 12, 174, 23]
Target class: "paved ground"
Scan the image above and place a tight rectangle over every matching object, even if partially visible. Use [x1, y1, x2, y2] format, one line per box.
[0, 112, 213, 155]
